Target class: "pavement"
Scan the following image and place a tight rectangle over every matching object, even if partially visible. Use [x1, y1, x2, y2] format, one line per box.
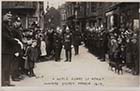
[11, 45, 139, 87]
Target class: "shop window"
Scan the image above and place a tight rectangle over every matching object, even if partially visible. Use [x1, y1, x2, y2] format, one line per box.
[91, 2, 96, 13]
[28, 17, 37, 28]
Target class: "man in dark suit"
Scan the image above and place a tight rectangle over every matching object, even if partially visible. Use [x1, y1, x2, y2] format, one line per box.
[64, 26, 72, 62]
[2, 12, 17, 86]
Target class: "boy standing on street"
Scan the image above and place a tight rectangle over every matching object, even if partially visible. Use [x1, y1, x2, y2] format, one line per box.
[26, 40, 38, 77]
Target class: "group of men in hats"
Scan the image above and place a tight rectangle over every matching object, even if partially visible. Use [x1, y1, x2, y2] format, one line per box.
[2, 12, 24, 86]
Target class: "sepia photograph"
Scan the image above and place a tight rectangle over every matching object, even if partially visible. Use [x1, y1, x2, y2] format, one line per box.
[1, 0, 140, 90]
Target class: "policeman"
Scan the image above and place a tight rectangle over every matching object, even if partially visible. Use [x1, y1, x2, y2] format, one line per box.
[130, 33, 139, 75]
[11, 17, 24, 81]
[94, 24, 99, 56]
[63, 26, 72, 62]
[90, 24, 95, 54]
[86, 25, 91, 52]
[12, 17, 23, 41]
[53, 26, 63, 61]
[87, 24, 94, 53]
[46, 28, 54, 58]
[96, 25, 100, 56]
[84, 24, 90, 47]
[73, 26, 81, 55]
[99, 24, 106, 61]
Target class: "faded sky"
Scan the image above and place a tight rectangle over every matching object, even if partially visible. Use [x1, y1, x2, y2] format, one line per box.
[44, 0, 66, 10]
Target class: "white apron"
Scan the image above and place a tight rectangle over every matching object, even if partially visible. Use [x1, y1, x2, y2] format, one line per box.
[40, 41, 47, 56]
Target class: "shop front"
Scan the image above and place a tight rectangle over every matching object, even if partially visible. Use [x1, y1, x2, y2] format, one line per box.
[105, 3, 139, 31]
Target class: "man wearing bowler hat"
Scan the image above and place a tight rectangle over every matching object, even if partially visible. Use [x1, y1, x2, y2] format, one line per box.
[2, 12, 22, 86]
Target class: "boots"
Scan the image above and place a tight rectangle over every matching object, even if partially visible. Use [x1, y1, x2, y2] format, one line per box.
[29, 69, 36, 77]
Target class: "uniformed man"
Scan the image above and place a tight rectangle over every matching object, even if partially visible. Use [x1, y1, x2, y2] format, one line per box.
[84, 24, 90, 47]
[90, 24, 95, 54]
[86, 25, 91, 52]
[63, 26, 72, 62]
[130, 33, 139, 75]
[46, 28, 54, 58]
[96, 25, 102, 58]
[73, 26, 81, 55]
[99, 24, 106, 61]
[53, 26, 63, 61]
[94, 24, 99, 56]
[11, 17, 24, 81]
[87, 24, 94, 53]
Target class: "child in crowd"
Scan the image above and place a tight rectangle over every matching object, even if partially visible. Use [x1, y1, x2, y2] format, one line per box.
[40, 36, 47, 61]
[25, 40, 38, 77]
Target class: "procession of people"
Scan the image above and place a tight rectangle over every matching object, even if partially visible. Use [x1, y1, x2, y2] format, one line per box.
[2, 10, 139, 86]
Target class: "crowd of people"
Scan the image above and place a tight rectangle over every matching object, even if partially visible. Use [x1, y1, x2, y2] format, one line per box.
[83, 22, 139, 75]
[2, 11, 139, 86]
[2, 12, 82, 86]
